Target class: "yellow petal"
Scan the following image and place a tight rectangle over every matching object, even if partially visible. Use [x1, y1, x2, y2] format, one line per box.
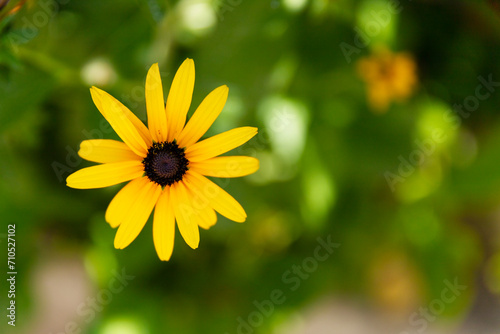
[184, 171, 247, 223]
[105, 177, 150, 228]
[177, 85, 228, 148]
[189, 156, 259, 178]
[91, 87, 152, 148]
[153, 189, 176, 261]
[90, 87, 149, 157]
[182, 181, 217, 229]
[66, 161, 144, 189]
[197, 205, 217, 230]
[78, 139, 142, 164]
[114, 180, 162, 249]
[185, 127, 257, 162]
[166, 58, 195, 142]
[170, 181, 200, 249]
[146, 63, 168, 142]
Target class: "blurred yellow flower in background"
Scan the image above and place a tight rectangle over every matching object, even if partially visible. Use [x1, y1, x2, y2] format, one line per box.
[357, 49, 418, 113]
[66, 59, 259, 261]
[368, 250, 423, 317]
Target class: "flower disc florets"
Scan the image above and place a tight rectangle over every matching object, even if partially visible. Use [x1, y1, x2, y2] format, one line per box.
[143, 141, 189, 186]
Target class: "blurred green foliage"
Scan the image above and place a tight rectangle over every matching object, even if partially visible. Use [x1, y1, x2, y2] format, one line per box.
[2, 0, 500, 333]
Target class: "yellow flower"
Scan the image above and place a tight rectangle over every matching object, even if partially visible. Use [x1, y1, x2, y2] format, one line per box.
[67, 59, 259, 261]
[357, 49, 417, 113]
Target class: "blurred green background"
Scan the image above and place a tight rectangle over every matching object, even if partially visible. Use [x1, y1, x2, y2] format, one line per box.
[2, 0, 500, 333]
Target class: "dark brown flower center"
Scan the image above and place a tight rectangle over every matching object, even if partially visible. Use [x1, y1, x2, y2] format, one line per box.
[142, 141, 188, 187]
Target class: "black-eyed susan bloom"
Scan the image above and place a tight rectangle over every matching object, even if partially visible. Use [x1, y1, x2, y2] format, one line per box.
[67, 59, 259, 261]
